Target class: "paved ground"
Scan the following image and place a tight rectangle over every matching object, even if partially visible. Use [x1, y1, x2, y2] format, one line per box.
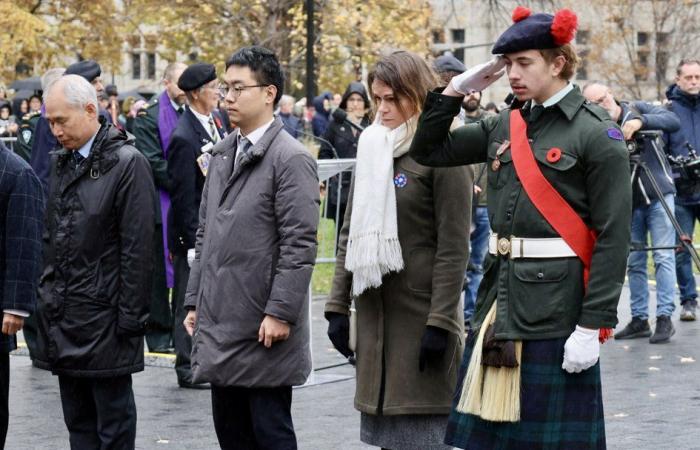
[5, 283, 700, 450]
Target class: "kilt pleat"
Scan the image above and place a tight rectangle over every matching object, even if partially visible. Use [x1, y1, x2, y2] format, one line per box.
[445, 333, 606, 450]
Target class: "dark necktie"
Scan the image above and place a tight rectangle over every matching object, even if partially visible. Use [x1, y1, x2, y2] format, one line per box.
[73, 151, 85, 168]
[209, 118, 220, 144]
[529, 104, 545, 123]
[235, 138, 251, 170]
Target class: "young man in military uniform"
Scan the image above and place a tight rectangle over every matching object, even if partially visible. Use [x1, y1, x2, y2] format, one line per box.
[166, 63, 226, 388]
[133, 62, 187, 353]
[409, 7, 631, 449]
[15, 109, 41, 163]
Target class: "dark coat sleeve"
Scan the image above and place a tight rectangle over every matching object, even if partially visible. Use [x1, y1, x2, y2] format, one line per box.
[426, 165, 472, 335]
[633, 101, 681, 133]
[29, 117, 57, 195]
[2, 165, 44, 314]
[114, 151, 155, 336]
[133, 108, 172, 191]
[409, 91, 493, 167]
[185, 156, 212, 309]
[318, 123, 337, 160]
[265, 151, 320, 324]
[578, 123, 633, 329]
[325, 176, 354, 316]
[166, 133, 198, 250]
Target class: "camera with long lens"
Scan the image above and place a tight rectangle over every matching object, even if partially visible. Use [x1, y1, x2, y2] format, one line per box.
[668, 142, 700, 196]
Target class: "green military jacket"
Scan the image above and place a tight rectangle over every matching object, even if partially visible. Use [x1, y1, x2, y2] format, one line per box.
[464, 109, 495, 207]
[409, 86, 632, 340]
[133, 98, 172, 193]
[15, 111, 40, 162]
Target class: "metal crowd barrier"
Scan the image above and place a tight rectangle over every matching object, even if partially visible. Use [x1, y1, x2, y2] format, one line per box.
[316, 158, 356, 264]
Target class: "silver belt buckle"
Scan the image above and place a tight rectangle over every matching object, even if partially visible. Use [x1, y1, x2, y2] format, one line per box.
[497, 237, 511, 256]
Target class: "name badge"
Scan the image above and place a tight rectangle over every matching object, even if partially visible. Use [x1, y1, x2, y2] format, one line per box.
[201, 142, 214, 153]
[197, 153, 212, 176]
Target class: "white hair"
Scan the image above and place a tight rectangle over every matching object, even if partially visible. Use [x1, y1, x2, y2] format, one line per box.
[279, 95, 295, 107]
[41, 68, 66, 91]
[46, 74, 98, 111]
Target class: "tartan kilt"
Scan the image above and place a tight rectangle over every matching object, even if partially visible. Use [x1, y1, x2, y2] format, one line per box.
[445, 332, 606, 450]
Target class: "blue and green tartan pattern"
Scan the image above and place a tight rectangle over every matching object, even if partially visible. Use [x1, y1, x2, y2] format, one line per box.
[445, 334, 606, 450]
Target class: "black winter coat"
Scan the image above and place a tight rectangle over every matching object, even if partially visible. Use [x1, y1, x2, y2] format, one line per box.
[34, 121, 155, 377]
[319, 116, 370, 210]
[166, 107, 226, 254]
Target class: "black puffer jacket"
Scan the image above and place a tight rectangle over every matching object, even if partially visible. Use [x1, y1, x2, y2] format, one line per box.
[34, 120, 155, 377]
[319, 82, 370, 210]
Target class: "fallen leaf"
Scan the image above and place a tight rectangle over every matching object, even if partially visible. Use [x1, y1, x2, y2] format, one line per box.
[623, 345, 630, 351]
[649, 355, 662, 360]
[680, 357, 696, 363]
[649, 392, 657, 398]
[613, 413, 629, 418]
[648, 367, 660, 371]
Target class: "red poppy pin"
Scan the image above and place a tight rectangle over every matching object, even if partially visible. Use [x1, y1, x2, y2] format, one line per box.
[546, 147, 562, 163]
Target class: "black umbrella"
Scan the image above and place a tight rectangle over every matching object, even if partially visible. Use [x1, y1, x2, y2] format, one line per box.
[9, 76, 42, 92]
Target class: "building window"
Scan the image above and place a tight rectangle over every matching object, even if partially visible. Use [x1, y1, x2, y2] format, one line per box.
[146, 53, 156, 80]
[131, 53, 141, 80]
[657, 32, 669, 47]
[657, 51, 669, 81]
[432, 29, 444, 44]
[454, 48, 465, 62]
[637, 32, 649, 47]
[451, 29, 465, 43]
[577, 29, 589, 45]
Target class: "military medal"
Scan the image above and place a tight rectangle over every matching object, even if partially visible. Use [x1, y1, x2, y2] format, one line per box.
[492, 140, 510, 171]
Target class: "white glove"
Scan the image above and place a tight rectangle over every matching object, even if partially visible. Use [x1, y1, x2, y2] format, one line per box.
[562, 325, 600, 374]
[187, 248, 196, 268]
[450, 57, 507, 95]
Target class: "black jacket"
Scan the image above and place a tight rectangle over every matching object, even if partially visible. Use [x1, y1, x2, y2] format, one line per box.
[619, 101, 680, 207]
[166, 107, 226, 254]
[0, 141, 44, 353]
[34, 120, 155, 377]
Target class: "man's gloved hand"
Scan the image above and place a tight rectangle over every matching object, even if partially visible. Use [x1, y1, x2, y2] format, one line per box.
[326, 312, 353, 358]
[450, 57, 507, 95]
[562, 325, 600, 373]
[419, 326, 448, 372]
[187, 248, 195, 267]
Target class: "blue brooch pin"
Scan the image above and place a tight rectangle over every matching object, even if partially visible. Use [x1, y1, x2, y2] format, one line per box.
[394, 173, 408, 188]
[607, 127, 624, 141]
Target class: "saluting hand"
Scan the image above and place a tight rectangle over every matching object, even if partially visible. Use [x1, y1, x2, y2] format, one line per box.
[446, 57, 507, 97]
[2, 313, 24, 336]
[258, 315, 291, 348]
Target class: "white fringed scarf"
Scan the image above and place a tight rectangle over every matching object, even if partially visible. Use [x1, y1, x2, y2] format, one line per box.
[345, 115, 418, 296]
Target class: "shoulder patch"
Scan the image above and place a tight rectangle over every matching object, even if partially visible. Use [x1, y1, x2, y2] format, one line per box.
[582, 102, 610, 122]
[607, 127, 624, 141]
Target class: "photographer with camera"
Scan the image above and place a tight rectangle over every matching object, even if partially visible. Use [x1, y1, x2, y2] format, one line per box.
[584, 81, 681, 343]
[666, 58, 700, 321]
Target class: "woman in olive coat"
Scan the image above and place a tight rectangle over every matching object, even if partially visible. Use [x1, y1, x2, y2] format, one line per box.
[325, 51, 472, 449]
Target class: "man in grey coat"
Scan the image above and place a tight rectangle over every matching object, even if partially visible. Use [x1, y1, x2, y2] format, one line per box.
[183, 46, 319, 449]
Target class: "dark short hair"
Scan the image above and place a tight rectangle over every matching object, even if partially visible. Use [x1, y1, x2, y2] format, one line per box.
[677, 58, 700, 76]
[226, 46, 284, 107]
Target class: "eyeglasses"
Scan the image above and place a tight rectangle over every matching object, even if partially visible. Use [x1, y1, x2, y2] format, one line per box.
[218, 84, 268, 100]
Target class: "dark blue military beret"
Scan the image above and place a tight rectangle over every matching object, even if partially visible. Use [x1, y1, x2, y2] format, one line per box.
[177, 63, 217, 91]
[65, 60, 102, 83]
[492, 6, 578, 55]
[434, 53, 467, 74]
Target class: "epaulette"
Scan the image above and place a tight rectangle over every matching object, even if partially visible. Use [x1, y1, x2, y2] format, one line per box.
[581, 101, 609, 122]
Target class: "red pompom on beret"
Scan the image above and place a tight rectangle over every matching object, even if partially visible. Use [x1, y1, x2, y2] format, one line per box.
[512, 6, 531, 23]
[551, 8, 578, 45]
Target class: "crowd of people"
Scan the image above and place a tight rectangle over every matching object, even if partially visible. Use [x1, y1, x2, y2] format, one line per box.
[1, 4, 700, 450]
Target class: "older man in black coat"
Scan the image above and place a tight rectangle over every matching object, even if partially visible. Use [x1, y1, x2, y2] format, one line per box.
[34, 74, 154, 449]
[166, 62, 226, 389]
[0, 140, 44, 449]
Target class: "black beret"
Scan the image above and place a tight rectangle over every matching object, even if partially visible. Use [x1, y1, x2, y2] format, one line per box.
[65, 60, 102, 83]
[492, 6, 578, 55]
[434, 54, 466, 74]
[177, 63, 217, 92]
[105, 84, 118, 97]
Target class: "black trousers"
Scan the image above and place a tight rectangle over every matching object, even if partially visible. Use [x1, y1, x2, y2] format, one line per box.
[58, 374, 136, 450]
[1, 352, 8, 450]
[211, 385, 296, 450]
[146, 224, 173, 352]
[172, 254, 193, 383]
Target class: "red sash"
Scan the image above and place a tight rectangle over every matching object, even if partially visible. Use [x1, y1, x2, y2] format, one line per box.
[509, 109, 612, 343]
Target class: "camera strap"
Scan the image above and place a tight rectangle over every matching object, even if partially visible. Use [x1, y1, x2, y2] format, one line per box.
[509, 109, 611, 343]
